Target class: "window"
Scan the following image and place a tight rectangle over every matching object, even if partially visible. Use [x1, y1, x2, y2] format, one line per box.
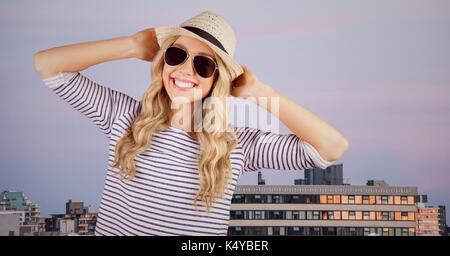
[299, 211, 306, 220]
[341, 211, 349, 220]
[325, 211, 334, 220]
[254, 195, 262, 203]
[310, 227, 321, 236]
[292, 211, 299, 220]
[401, 228, 409, 236]
[313, 211, 321, 220]
[341, 195, 348, 204]
[291, 195, 301, 203]
[271, 211, 282, 219]
[363, 211, 370, 220]
[362, 195, 369, 204]
[288, 227, 305, 236]
[334, 211, 341, 220]
[364, 227, 370, 236]
[408, 212, 415, 221]
[400, 196, 408, 205]
[381, 195, 388, 204]
[356, 211, 362, 220]
[273, 195, 282, 203]
[381, 211, 389, 221]
[234, 211, 243, 219]
[348, 195, 355, 204]
[286, 211, 292, 220]
[233, 195, 243, 203]
[327, 195, 333, 204]
[254, 211, 262, 220]
[349, 211, 356, 220]
[333, 195, 341, 204]
[273, 227, 281, 236]
[401, 212, 408, 221]
[324, 227, 336, 236]
[306, 211, 313, 220]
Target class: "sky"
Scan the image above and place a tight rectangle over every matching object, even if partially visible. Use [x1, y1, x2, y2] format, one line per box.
[0, 0, 449, 220]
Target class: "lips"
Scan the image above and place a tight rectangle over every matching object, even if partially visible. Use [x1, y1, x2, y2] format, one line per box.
[170, 77, 198, 91]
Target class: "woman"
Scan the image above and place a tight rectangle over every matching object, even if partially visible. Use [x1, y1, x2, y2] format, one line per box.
[34, 11, 348, 236]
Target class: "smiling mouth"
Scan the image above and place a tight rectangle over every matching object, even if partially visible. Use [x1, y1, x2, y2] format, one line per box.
[171, 77, 198, 91]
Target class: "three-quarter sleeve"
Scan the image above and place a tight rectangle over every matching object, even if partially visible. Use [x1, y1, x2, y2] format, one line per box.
[236, 126, 336, 172]
[42, 72, 140, 139]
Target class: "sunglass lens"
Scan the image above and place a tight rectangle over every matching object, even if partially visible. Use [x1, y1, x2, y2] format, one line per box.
[165, 47, 187, 66]
[194, 56, 216, 78]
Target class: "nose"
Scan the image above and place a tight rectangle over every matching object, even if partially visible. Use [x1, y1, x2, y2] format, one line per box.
[178, 55, 195, 76]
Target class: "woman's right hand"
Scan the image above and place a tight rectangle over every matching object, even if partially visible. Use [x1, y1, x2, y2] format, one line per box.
[130, 28, 160, 62]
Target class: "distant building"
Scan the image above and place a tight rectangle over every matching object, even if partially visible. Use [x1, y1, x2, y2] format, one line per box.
[66, 200, 88, 215]
[45, 200, 97, 236]
[294, 164, 344, 185]
[229, 167, 417, 236]
[0, 191, 41, 226]
[416, 203, 440, 236]
[257, 172, 265, 185]
[438, 205, 447, 236]
[59, 218, 76, 235]
[0, 191, 42, 235]
[0, 212, 20, 236]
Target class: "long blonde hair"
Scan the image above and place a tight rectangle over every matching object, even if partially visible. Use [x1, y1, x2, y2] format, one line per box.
[111, 36, 237, 211]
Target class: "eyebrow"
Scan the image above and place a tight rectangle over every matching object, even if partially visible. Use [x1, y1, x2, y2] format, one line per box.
[173, 43, 215, 59]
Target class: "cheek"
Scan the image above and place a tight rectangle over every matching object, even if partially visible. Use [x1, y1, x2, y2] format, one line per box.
[162, 65, 173, 90]
[200, 78, 214, 94]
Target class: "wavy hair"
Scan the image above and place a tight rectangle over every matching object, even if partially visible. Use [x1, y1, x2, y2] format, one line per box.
[111, 35, 237, 211]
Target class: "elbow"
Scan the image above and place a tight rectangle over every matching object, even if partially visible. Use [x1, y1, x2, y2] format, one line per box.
[34, 51, 56, 79]
[322, 137, 349, 162]
[34, 51, 45, 76]
[333, 138, 349, 161]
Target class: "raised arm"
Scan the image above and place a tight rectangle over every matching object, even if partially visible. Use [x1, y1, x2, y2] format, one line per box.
[232, 65, 349, 163]
[34, 28, 160, 79]
[33, 28, 160, 139]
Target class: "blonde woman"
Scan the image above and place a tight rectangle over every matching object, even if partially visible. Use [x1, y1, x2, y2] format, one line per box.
[34, 11, 348, 236]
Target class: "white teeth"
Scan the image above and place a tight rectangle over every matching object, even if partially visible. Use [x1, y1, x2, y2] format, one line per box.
[173, 78, 195, 88]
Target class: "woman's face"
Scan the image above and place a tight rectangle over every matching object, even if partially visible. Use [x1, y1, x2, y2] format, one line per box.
[162, 36, 217, 104]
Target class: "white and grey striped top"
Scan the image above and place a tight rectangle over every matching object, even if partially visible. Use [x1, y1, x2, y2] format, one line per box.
[42, 71, 335, 236]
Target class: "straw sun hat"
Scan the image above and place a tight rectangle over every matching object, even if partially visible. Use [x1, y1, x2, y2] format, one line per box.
[154, 11, 244, 81]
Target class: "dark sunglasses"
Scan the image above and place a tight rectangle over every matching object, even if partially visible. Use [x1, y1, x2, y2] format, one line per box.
[164, 46, 218, 78]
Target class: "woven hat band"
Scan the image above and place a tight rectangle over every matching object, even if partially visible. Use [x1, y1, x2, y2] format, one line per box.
[181, 26, 228, 54]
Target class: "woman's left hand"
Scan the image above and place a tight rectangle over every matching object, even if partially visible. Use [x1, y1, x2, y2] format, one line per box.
[231, 65, 264, 99]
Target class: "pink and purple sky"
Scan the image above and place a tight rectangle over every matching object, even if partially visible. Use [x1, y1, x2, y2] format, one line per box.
[1, 0, 449, 220]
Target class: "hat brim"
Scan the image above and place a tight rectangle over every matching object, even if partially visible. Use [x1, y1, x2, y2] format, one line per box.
[154, 26, 244, 81]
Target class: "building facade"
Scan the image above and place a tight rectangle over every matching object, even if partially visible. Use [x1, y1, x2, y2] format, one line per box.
[228, 181, 418, 236]
[0, 191, 40, 226]
[415, 203, 440, 236]
[45, 200, 97, 236]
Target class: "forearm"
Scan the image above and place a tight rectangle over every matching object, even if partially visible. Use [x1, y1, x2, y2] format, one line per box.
[34, 36, 135, 79]
[250, 83, 349, 162]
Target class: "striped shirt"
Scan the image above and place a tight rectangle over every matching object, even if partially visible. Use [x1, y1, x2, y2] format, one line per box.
[42, 71, 335, 236]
